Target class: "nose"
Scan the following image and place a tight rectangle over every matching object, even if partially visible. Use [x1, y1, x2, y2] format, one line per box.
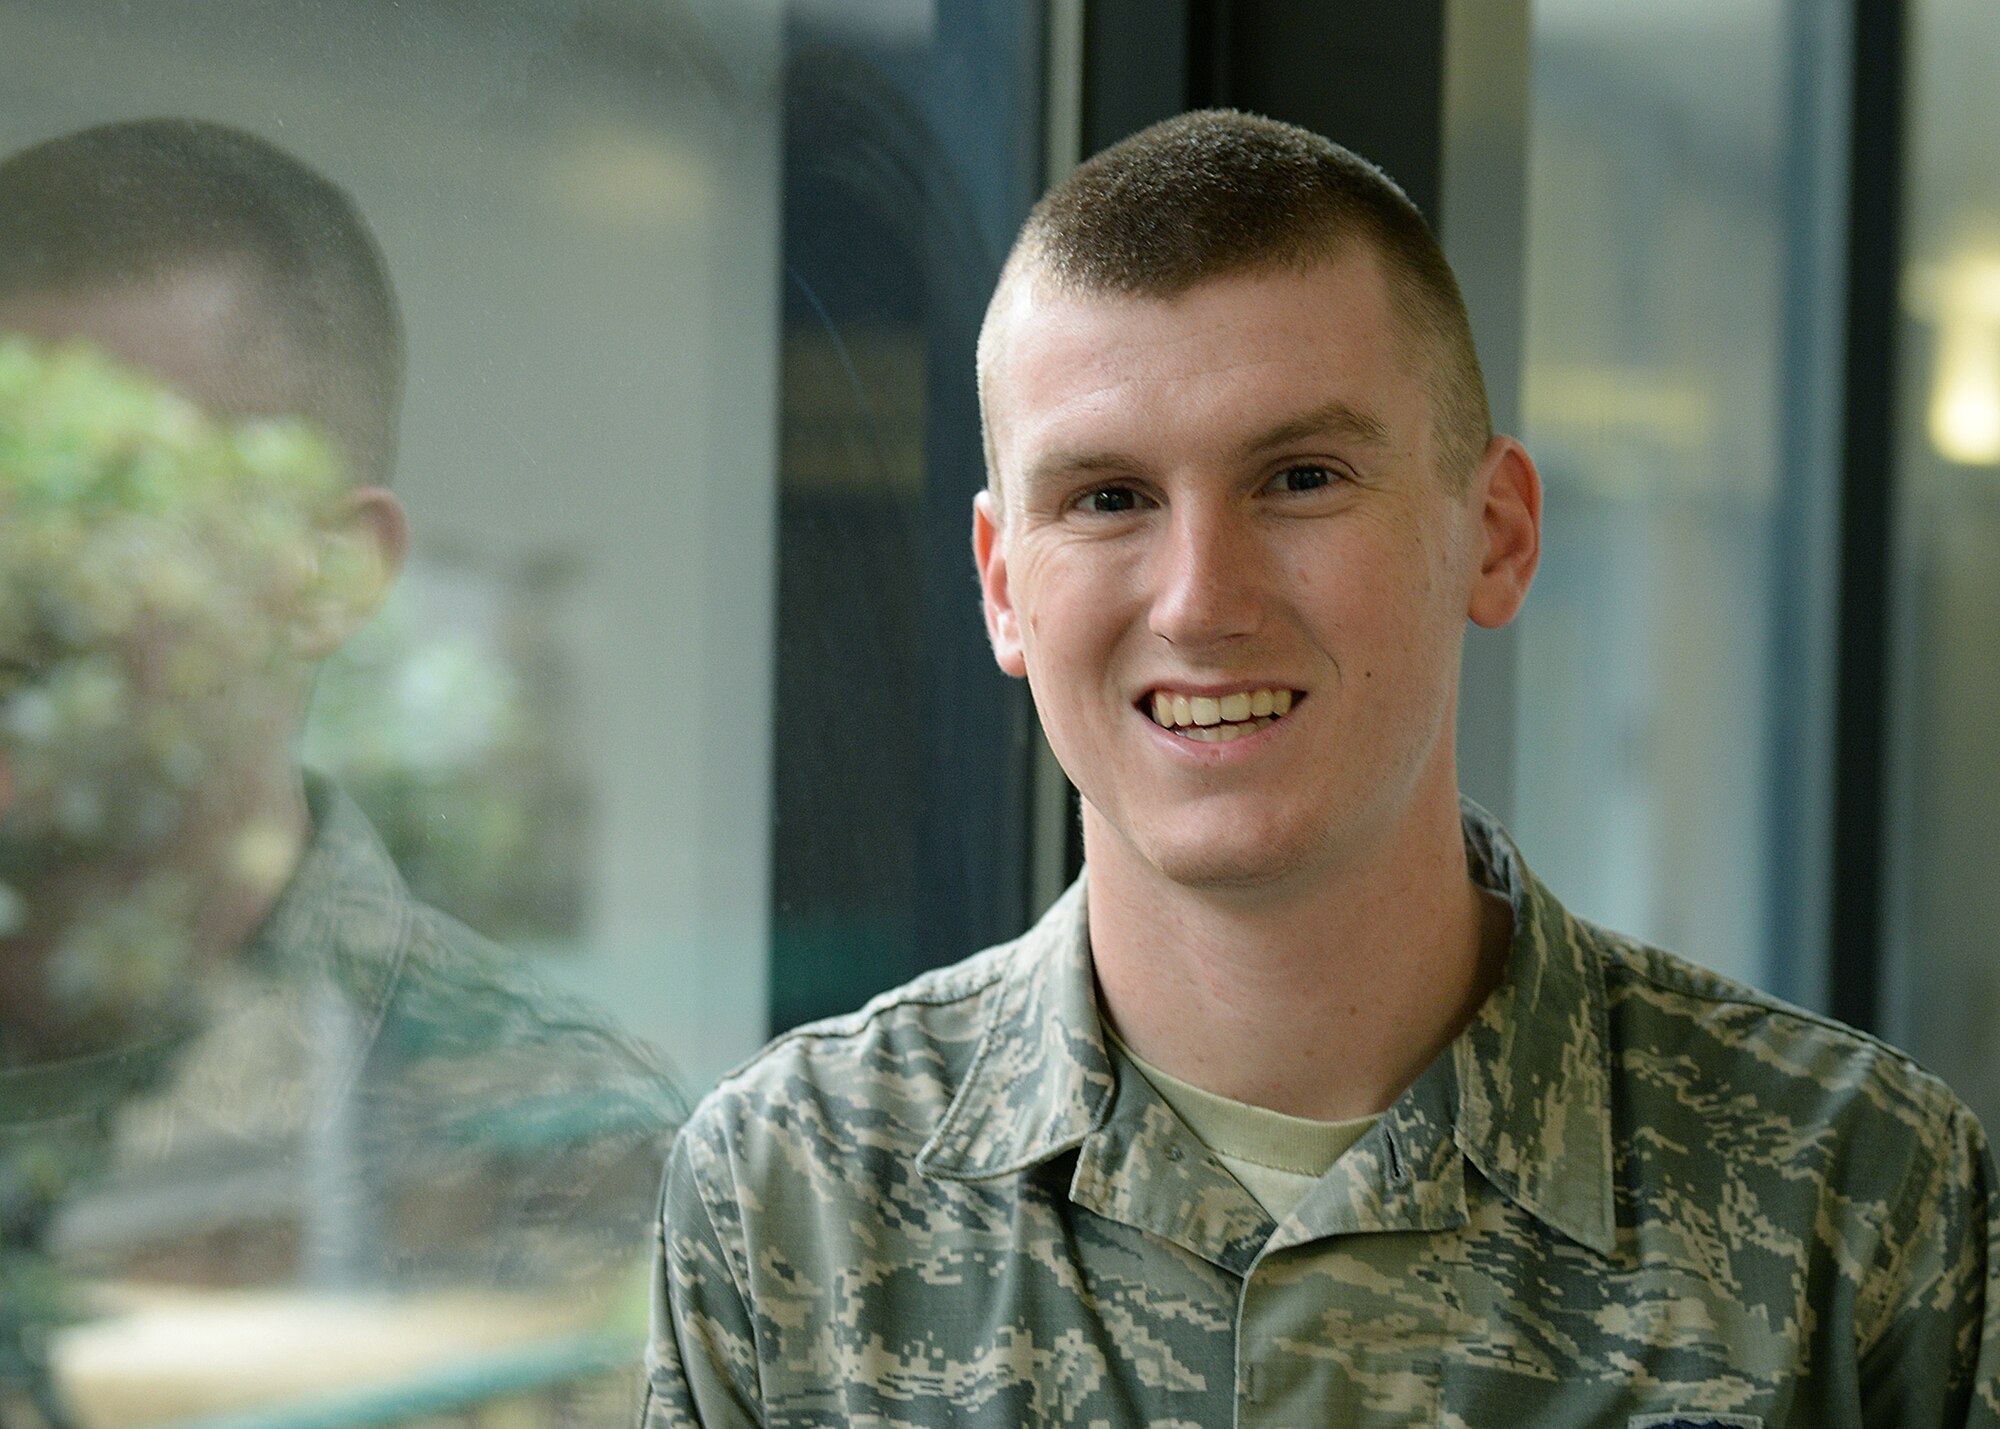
[1146, 498, 1266, 649]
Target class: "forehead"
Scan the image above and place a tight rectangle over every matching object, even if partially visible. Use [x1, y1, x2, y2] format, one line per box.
[984, 252, 1428, 474]
[0, 264, 287, 419]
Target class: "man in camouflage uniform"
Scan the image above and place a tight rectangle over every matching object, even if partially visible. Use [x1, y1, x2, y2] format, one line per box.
[647, 111, 1998, 1427]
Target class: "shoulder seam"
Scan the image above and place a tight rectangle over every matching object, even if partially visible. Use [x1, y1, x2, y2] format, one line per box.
[710, 947, 1017, 1089]
[1604, 933, 1948, 1092]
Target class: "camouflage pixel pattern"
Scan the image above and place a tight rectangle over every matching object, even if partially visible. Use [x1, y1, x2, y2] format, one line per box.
[0, 776, 687, 1427]
[114, 775, 688, 1291]
[647, 807, 1999, 1427]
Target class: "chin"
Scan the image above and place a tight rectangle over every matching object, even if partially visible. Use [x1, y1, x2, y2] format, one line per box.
[1083, 792, 1349, 893]
[1134, 827, 1321, 893]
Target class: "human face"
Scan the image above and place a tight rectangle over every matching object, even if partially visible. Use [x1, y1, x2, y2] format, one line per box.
[975, 253, 1526, 895]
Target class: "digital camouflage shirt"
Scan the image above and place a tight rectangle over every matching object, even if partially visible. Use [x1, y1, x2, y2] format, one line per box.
[646, 808, 1999, 1427]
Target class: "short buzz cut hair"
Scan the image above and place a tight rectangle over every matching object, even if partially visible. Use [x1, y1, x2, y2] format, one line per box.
[0, 118, 404, 486]
[978, 109, 1491, 492]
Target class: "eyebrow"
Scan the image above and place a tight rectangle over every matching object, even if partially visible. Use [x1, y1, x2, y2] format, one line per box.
[1019, 447, 1147, 494]
[1242, 398, 1392, 455]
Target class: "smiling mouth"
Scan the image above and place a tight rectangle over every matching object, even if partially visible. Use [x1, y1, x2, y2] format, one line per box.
[1143, 686, 1300, 743]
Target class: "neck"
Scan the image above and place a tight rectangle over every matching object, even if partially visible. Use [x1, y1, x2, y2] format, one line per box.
[1086, 784, 1510, 1122]
[185, 762, 314, 959]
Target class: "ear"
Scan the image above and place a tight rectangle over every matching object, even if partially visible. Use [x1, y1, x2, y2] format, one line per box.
[1464, 435, 1542, 629]
[290, 485, 410, 660]
[972, 489, 1028, 678]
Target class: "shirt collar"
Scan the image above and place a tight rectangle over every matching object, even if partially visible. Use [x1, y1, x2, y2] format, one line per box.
[1451, 803, 1617, 1254]
[916, 875, 1114, 1179]
[242, 772, 413, 1044]
[917, 804, 1617, 1258]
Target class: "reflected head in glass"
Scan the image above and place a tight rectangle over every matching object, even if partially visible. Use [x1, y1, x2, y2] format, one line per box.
[0, 116, 682, 1429]
[0, 121, 411, 1062]
[0, 118, 404, 488]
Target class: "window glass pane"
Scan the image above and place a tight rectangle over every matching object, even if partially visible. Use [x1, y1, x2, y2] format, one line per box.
[0, 8, 775, 1424]
[1883, 0, 2000, 1131]
[1513, 0, 1846, 999]
[770, 1, 1044, 1032]
[0, 2, 1041, 1423]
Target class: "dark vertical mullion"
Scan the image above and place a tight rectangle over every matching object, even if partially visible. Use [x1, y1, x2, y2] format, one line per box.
[1185, 1, 1231, 109]
[1080, 0, 1194, 152]
[1761, 0, 1850, 1010]
[1828, 0, 1909, 1032]
[1196, 1, 1449, 226]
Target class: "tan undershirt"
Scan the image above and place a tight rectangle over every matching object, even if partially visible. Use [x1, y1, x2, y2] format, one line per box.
[1110, 1029, 1379, 1223]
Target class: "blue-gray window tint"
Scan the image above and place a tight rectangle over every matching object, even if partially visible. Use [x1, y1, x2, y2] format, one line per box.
[1512, 0, 1847, 1000]
[1881, 0, 2000, 1134]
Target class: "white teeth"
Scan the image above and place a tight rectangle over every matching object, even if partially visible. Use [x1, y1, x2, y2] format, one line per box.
[1147, 687, 1298, 734]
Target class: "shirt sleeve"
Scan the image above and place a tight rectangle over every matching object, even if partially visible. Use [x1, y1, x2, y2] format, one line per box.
[1857, 1102, 1999, 1428]
[643, 1123, 764, 1429]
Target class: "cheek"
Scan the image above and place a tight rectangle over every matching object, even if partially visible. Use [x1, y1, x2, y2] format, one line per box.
[1016, 547, 1127, 653]
[1292, 533, 1454, 668]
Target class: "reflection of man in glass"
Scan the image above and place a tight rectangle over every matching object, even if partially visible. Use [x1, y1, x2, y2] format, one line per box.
[0, 121, 411, 1063]
[0, 120, 682, 1428]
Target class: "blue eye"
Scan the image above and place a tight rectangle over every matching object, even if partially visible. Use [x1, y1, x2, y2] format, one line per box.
[1271, 464, 1337, 493]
